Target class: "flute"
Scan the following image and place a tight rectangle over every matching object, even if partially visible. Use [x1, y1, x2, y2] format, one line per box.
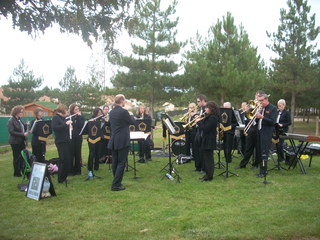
[66, 113, 77, 139]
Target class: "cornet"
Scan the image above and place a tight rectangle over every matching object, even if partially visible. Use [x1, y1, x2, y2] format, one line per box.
[182, 113, 206, 130]
[179, 107, 198, 123]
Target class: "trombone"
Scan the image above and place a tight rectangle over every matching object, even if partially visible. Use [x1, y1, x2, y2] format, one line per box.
[243, 103, 262, 135]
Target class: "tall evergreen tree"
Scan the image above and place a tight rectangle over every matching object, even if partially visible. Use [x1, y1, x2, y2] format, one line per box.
[109, 0, 184, 116]
[2, 59, 43, 113]
[58, 67, 83, 107]
[184, 12, 266, 105]
[267, 0, 320, 130]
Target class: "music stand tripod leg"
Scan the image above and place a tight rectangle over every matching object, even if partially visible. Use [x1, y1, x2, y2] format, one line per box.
[218, 161, 238, 178]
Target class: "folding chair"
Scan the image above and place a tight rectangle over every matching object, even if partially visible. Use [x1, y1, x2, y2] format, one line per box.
[21, 149, 33, 184]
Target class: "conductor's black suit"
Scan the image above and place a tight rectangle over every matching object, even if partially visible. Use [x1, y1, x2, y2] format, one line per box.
[108, 105, 135, 189]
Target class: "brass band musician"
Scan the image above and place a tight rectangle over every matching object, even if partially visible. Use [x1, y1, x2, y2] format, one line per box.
[221, 102, 238, 164]
[195, 101, 220, 181]
[275, 99, 291, 163]
[184, 102, 198, 158]
[135, 105, 153, 163]
[193, 94, 207, 173]
[52, 104, 72, 184]
[69, 103, 85, 175]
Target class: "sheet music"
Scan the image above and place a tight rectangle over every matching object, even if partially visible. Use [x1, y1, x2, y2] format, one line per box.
[164, 117, 176, 135]
[130, 131, 149, 140]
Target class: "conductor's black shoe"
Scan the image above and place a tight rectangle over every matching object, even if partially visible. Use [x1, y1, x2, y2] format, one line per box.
[111, 186, 126, 191]
[251, 166, 258, 170]
[192, 168, 200, 172]
[256, 174, 264, 178]
[146, 158, 152, 162]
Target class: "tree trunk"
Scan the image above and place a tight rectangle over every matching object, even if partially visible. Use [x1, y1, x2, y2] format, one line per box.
[290, 91, 295, 132]
[220, 94, 224, 106]
[150, 90, 155, 119]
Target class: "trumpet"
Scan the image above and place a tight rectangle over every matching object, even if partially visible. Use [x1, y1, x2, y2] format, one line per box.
[182, 113, 206, 130]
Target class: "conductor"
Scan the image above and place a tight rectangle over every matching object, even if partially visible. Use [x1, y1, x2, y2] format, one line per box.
[108, 94, 135, 191]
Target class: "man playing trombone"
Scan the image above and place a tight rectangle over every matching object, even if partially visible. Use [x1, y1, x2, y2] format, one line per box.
[254, 93, 277, 177]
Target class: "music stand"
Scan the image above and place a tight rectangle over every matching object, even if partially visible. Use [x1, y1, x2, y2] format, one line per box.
[260, 154, 270, 184]
[215, 127, 225, 169]
[129, 131, 149, 179]
[160, 114, 181, 183]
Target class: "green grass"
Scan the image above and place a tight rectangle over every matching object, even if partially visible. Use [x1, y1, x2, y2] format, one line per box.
[1, 125, 320, 240]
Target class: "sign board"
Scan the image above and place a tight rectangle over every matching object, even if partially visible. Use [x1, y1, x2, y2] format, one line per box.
[26, 162, 56, 200]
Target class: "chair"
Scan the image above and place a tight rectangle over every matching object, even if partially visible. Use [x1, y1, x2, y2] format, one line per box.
[21, 149, 33, 184]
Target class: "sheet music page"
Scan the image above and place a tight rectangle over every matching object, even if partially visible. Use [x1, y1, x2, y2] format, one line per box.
[130, 131, 148, 140]
[165, 118, 176, 135]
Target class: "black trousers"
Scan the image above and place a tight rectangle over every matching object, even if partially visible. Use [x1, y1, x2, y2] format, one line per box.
[193, 131, 203, 171]
[11, 143, 25, 176]
[87, 141, 100, 172]
[70, 136, 83, 174]
[56, 142, 72, 182]
[32, 142, 46, 163]
[202, 148, 214, 179]
[239, 130, 246, 154]
[276, 138, 285, 162]
[111, 146, 129, 188]
[138, 136, 152, 160]
[100, 138, 111, 159]
[185, 129, 196, 157]
[239, 129, 259, 167]
[223, 133, 234, 163]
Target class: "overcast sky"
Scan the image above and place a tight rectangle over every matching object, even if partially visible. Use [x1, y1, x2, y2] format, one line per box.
[0, 0, 319, 89]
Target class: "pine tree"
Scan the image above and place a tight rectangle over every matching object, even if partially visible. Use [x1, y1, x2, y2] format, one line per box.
[2, 59, 43, 113]
[267, 0, 320, 130]
[184, 12, 266, 105]
[109, 0, 184, 116]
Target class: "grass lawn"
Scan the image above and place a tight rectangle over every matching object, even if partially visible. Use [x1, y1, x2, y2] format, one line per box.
[0, 124, 320, 240]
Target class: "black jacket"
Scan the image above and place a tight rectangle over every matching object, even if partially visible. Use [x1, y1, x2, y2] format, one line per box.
[52, 114, 70, 144]
[108, 105, 135, 150]
[197, 114, 218, 150]
[71, 115, 86, 138]
[30, 118, 43, 146]
[258, 103, 277, 147]
[7, 116, 27, 145]
[277, 109, 291, 133]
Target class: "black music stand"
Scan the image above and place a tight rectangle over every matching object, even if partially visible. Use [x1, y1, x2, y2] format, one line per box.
[160, 114, 181, 183]
[268, 150, 287, 172]
[260, 154, 270, 184]
[215, 125, 225, 169]
[129, 131, 148, 179]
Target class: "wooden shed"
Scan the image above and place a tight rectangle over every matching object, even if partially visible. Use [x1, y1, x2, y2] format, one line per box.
[23, 101, 57, 117]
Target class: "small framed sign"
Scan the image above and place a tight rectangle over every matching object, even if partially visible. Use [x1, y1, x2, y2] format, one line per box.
[26, 162, 56, 200]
